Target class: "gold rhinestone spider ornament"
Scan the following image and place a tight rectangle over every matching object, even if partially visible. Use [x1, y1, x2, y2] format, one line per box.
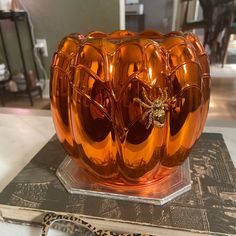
[134, 87, 174, 129]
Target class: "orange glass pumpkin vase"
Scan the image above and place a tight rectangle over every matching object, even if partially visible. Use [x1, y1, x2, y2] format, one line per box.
[51, 30, 210, 196]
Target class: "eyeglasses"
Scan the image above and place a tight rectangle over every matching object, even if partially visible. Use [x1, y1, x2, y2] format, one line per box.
[41, 212, 153, 236]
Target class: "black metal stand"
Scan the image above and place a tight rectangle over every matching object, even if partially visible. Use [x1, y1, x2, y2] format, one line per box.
[0, 10, 41, 106]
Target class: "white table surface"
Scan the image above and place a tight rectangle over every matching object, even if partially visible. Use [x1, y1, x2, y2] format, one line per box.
[0, 107, 235, 236]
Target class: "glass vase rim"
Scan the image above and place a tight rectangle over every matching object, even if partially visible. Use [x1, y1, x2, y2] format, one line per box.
[72, 30, 186, 41]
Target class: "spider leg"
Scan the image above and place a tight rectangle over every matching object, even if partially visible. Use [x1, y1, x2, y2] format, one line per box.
[158, 87, 164, 101]
[142, 109, 152, 119]
[133, 97, 152, 109]
[142, 88, 153, 105]
[146, 113, 153, 129]
[167, 96, 177, 109]
[163, 88, 168, 103]
[163, 103, 170, 110]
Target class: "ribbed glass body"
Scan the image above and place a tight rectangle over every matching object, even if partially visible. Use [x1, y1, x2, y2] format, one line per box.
[51, 30, 210, 186]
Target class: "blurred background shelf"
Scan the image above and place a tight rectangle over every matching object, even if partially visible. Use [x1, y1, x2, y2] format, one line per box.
[0, 10, 41, 106]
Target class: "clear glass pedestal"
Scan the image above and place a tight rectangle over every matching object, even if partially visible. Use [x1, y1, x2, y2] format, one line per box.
[56, 156, 191, 205]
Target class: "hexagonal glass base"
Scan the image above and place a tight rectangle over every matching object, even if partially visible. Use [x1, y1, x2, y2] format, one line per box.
[56, 156, 191, 205]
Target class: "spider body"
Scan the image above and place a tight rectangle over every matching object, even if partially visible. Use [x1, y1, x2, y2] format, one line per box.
[134, 87, 171, 129]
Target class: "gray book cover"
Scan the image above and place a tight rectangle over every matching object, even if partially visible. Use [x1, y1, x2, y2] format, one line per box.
[0, 133, 235, 235]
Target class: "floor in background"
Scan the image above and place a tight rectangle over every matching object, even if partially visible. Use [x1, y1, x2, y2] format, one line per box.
[210, 63, 236, 78]
[1, 64, 236, 121]
[209, 64, 236, 121]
